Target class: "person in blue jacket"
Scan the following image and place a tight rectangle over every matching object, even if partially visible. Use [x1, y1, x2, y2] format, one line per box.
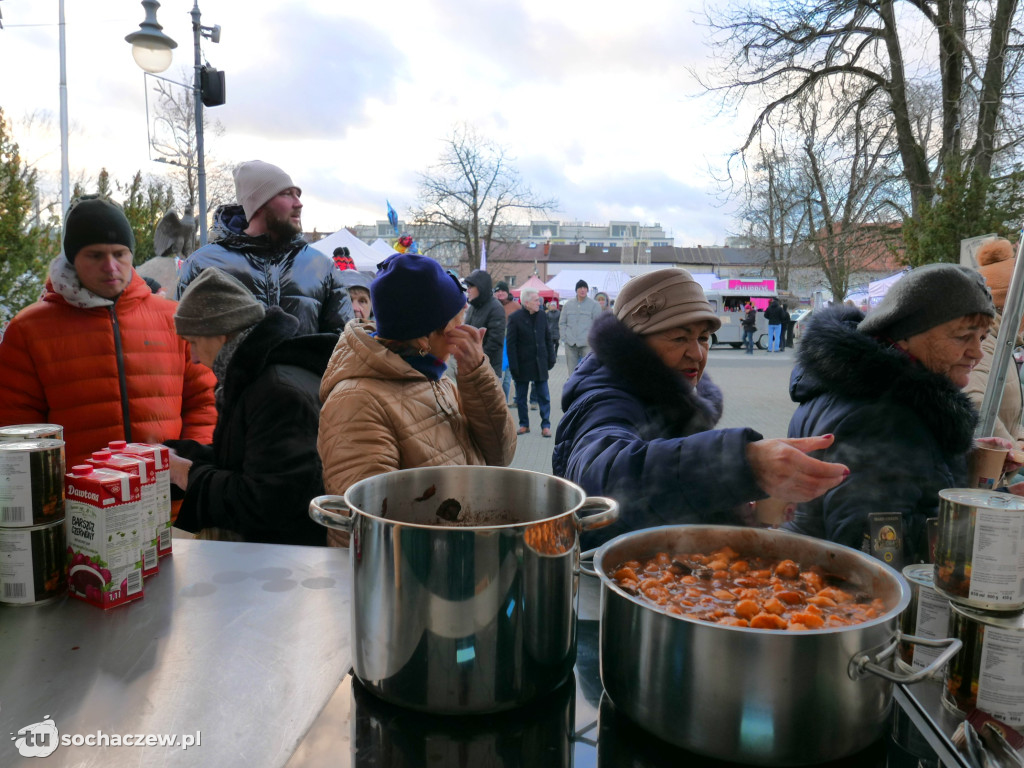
[553, 268, 849, 547]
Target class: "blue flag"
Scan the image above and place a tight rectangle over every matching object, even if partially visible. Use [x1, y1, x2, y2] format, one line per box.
[386, 200, 399, 235]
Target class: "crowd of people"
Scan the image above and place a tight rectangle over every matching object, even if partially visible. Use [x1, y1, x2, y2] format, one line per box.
[1, 158, 1021, 565]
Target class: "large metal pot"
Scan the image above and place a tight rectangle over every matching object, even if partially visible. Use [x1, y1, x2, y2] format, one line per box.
[584, 525, 960, 766]
[309, 466, 618, 714]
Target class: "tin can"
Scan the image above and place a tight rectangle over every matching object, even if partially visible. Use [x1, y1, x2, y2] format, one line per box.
[0, 424, 64, 442]
[934, 489, 1024, 612]
[897, 563, 952, 677]
[943, 602, 1024, 728]
[0, 520, 67, 605]
[0, 439, 65, 527]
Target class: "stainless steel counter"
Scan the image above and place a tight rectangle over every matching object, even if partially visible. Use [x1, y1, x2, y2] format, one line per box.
[0, 540, 351, 767]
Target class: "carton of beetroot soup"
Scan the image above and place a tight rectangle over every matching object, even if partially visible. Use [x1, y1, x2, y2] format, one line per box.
[64, 464, 143, 609]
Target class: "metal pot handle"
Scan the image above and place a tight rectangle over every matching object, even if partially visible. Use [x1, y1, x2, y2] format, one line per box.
[309, 495, 355, 532]
[574, 496, 619, 534]
[579, 548, 598, 578]
[848, 633, 962, 684]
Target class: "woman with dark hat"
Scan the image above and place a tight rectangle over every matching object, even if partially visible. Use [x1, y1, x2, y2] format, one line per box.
[787, 262, 1013, 560]
[553, 268, 850, 547]
[318, 253, 517, 546]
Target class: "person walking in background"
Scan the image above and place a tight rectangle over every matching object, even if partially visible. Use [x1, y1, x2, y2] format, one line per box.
[507, 288, 556, 437]
[494, 280, 521, 403]
[559, 279, 602, 373]
[784, 302, 796, 348]
[741, 302, 757, 354]
[0, 195, 216, 467]
[764, 298, 786, 352]
[464, 269, 506, 379]
[594, 291, 610, 311]
[546, 298, 561, 359]
[164, 268, 334, 545]
[176, 160, 351, 334]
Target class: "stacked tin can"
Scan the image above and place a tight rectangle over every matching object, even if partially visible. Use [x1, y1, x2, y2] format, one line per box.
[931, 489, 1024, 730]
[0, 425, 68, 605]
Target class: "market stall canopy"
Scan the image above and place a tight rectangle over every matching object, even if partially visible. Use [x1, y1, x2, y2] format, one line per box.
[371, 238, 394, 256]
[309, 228, 382, 272]
[511, 275, 558, 299]
[547, 269, 633, 299]
[868, 270, 908, 306]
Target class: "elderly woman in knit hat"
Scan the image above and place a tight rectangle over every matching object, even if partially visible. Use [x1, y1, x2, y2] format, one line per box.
[787, 262, 1016, 561]
[164, 267, 336, 545]
[317, 253, 517, 547]
[553, 268, 849, 548]
[964, 238, 1024, 451]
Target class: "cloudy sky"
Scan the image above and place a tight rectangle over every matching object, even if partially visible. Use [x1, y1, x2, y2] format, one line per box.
[1, 0, 749, 245]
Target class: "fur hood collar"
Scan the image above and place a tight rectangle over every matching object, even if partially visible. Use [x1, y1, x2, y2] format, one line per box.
[209, 203, 307, 258]
[792, 306, 978, 453]
[567, 312, 723, 433]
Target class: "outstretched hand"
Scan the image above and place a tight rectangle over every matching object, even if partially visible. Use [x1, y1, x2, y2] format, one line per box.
[446, 324, 486, 371]
[746, 434, 849, 503]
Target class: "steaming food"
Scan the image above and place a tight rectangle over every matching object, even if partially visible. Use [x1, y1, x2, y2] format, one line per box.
[608, 545, 885, 630]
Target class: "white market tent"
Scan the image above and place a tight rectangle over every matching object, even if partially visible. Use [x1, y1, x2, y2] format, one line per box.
[309, 228, 382, 271]
[547, 269, 634, 300]
[868, 270, 908, 306]
[371, 238, 394, 256]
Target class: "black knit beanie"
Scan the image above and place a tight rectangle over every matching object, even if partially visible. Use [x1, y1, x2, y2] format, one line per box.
[63, 196, 136, 263]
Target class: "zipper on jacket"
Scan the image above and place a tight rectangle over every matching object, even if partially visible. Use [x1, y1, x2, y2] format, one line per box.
[109, 305, 132, 442]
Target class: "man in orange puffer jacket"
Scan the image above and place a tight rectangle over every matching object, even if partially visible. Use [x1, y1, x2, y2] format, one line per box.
[0, 196, 217, 467]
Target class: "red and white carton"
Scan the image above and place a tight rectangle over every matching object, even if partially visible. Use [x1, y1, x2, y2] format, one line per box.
[89, 450, 159, 578]
[65, 465, 143, 609]
[110, 442, 172, 558]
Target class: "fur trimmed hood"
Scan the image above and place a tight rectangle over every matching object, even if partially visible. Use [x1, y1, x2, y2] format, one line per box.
[792, 306, 977, 454]
[568, 312, 723, 435]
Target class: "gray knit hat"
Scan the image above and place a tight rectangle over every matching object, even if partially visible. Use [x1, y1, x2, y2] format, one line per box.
[858, 263, 995, 340]
[174, 268, 265, 336]
[232, 160, 300, 221]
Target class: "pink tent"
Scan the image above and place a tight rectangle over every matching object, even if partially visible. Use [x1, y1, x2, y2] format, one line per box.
[511, 275, 558, 300]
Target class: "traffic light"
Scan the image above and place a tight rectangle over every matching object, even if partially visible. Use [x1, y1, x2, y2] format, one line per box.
[200, 65, 225, 108]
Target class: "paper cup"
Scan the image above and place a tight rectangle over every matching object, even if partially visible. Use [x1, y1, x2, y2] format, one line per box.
[968, 445, 1008, 490]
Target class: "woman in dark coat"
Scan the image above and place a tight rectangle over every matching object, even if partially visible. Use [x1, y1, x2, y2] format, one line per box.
[553, 268, 849, 547]
[164, 268, 335, 545]
[506, 288, 556, 436]
[463, 269, 506, 379]
[786, 263, 1009, 561]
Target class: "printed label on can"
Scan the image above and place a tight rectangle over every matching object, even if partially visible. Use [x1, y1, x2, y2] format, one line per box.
[0, 451, 33, 525]
[913, 585, 952, 671]
[969, 507, 1024, 605]
[0, 524, 66, 605]
[976, 626, 1024, 726]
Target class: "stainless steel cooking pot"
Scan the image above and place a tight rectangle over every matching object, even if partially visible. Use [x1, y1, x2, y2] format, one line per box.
[583, 525, 961, 766]
[309, 466, 618, 714]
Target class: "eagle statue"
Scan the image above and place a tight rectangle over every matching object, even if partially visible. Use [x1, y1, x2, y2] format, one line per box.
[153, 209, 197, 260]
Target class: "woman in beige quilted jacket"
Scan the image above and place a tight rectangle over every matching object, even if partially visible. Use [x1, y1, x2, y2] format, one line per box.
[318, 254, 517, 546]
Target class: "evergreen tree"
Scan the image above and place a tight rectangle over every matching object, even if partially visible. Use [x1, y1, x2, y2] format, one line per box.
[119, 171, 175, 265]
[0, 109, 58, 323]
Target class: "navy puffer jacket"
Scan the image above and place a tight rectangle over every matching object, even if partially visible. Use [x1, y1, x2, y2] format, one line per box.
[786, 306, 975, 560]
[553, 313, 764, 547]
[175, 204, 351, 335]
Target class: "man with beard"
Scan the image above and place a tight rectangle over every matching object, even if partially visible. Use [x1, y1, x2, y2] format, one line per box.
[176, 160, 351, 334]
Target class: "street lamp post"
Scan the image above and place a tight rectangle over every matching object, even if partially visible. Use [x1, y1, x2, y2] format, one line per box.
[125, 0, 221, 246]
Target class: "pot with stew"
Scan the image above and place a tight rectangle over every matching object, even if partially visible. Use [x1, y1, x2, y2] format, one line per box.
[584, 525, 961, 766]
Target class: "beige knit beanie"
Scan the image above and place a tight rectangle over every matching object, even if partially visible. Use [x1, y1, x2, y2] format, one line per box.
[976, 238, 1016, 310]
[174, 268, 265, 336]
[232, 160, 300, 221]
[613, 268, 721, 335]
